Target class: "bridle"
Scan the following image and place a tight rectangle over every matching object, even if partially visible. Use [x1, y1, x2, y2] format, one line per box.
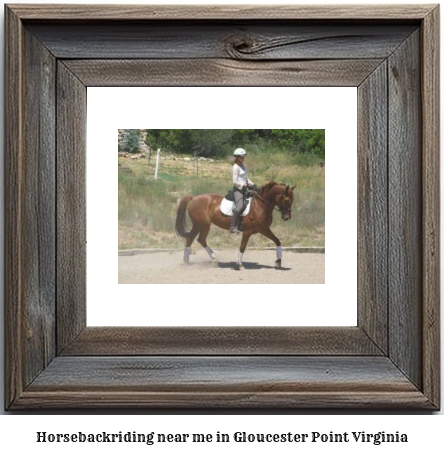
[252, 190, 292, 213]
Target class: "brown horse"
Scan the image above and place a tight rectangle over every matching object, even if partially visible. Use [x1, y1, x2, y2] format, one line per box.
[175, 181, 295, 270]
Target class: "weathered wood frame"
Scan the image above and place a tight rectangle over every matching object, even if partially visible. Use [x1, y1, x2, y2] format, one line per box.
[5, 4, 440, 409]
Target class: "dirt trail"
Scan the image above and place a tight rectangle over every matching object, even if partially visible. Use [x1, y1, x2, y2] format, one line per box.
[119, 250, 325, 284]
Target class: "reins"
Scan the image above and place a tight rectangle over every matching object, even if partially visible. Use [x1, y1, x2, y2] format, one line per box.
[252, 191, 291, 213]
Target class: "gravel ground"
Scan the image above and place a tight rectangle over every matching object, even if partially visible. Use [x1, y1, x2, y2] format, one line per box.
[118, 249, 325, 284]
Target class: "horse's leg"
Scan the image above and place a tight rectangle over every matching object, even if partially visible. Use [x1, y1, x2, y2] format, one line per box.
[236, 231, 252, 271]
[261, 227, 283, 269]
[183, 225, 199, 264]
[197, 223, 218, 267]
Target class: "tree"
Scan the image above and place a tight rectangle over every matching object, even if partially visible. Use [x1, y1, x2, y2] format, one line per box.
[188, 129, 235, 158]
[142, 129, 325, 159]
[122, 129, 140, 153]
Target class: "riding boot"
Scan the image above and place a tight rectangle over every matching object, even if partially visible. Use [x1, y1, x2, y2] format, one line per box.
[230, 210, 241, 234]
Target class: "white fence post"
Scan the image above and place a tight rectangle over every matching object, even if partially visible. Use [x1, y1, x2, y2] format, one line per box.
[154, 148, 160, 179]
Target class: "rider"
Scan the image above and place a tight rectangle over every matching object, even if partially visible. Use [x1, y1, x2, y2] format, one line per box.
[230, 148, 258, 234]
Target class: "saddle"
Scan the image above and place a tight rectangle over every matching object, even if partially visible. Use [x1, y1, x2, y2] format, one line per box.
[225, 189, 235, 201]
[220, 195, 252, 217]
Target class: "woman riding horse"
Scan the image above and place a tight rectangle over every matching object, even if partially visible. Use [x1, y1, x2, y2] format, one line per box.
[230, 148, 258, 234]
[175, 175, 295, 270]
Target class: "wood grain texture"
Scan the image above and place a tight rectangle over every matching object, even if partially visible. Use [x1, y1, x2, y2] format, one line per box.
[64, 59, 384, 87]
[4, 5, 24, 410]
[388, 31, 422, 389]
[27, 23, 416, 60]
[22, 29, 57, 387]
[56, 63, 87, 354]
[4, 5, 440, 410]
[421, 6, 440, 409]
[15, 390, 433, 410]
[28, 357, 418, 391]
[357, 62, 388, 354]
[13, 356, 433, 409]
[7, 4, 435, 20]
[61, 327, 382, 356]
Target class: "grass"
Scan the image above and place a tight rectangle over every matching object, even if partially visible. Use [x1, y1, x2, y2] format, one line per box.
[118, 147, 324, 250]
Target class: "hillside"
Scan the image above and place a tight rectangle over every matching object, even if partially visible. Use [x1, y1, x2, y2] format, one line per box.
[118, 148, 325, 250]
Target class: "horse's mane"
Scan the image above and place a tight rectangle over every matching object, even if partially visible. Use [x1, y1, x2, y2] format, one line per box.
[258, 181, 286, 194]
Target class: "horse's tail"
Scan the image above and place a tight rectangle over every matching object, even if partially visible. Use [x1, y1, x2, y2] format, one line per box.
[175, 195, 193, 241]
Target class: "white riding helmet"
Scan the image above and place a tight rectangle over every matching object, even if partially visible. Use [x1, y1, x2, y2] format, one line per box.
[233, 148, 247, 156]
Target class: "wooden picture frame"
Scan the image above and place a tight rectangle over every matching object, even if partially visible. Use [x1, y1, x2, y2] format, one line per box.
[5, 4, 440, 409]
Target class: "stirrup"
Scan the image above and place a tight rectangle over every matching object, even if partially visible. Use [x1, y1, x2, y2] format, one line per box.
[230, 226, 241, 234]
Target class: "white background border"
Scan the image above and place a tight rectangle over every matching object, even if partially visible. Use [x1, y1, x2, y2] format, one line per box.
[87, 87, 357, 327]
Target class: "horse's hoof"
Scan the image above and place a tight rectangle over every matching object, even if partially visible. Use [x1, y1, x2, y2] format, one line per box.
[235, 264, 244, 271]
[211, 259, 219, 268]
[275, 260, 282, 269]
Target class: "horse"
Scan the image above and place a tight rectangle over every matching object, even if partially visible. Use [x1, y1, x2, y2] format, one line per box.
[175, 181, 295, 270]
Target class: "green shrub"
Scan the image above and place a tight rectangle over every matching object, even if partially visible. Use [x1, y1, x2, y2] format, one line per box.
[141, 129, 325, 160]
[122, 129, 140, 153]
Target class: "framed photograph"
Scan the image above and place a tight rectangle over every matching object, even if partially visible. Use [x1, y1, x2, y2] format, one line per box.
[5, 4, 440, 409]
[96, 90, 353, 327]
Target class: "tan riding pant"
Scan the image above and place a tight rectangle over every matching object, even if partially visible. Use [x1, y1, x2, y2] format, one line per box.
[233, 188, 244, 213]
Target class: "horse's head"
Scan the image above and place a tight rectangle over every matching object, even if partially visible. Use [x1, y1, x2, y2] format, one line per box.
[276, 185, 296, 221]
